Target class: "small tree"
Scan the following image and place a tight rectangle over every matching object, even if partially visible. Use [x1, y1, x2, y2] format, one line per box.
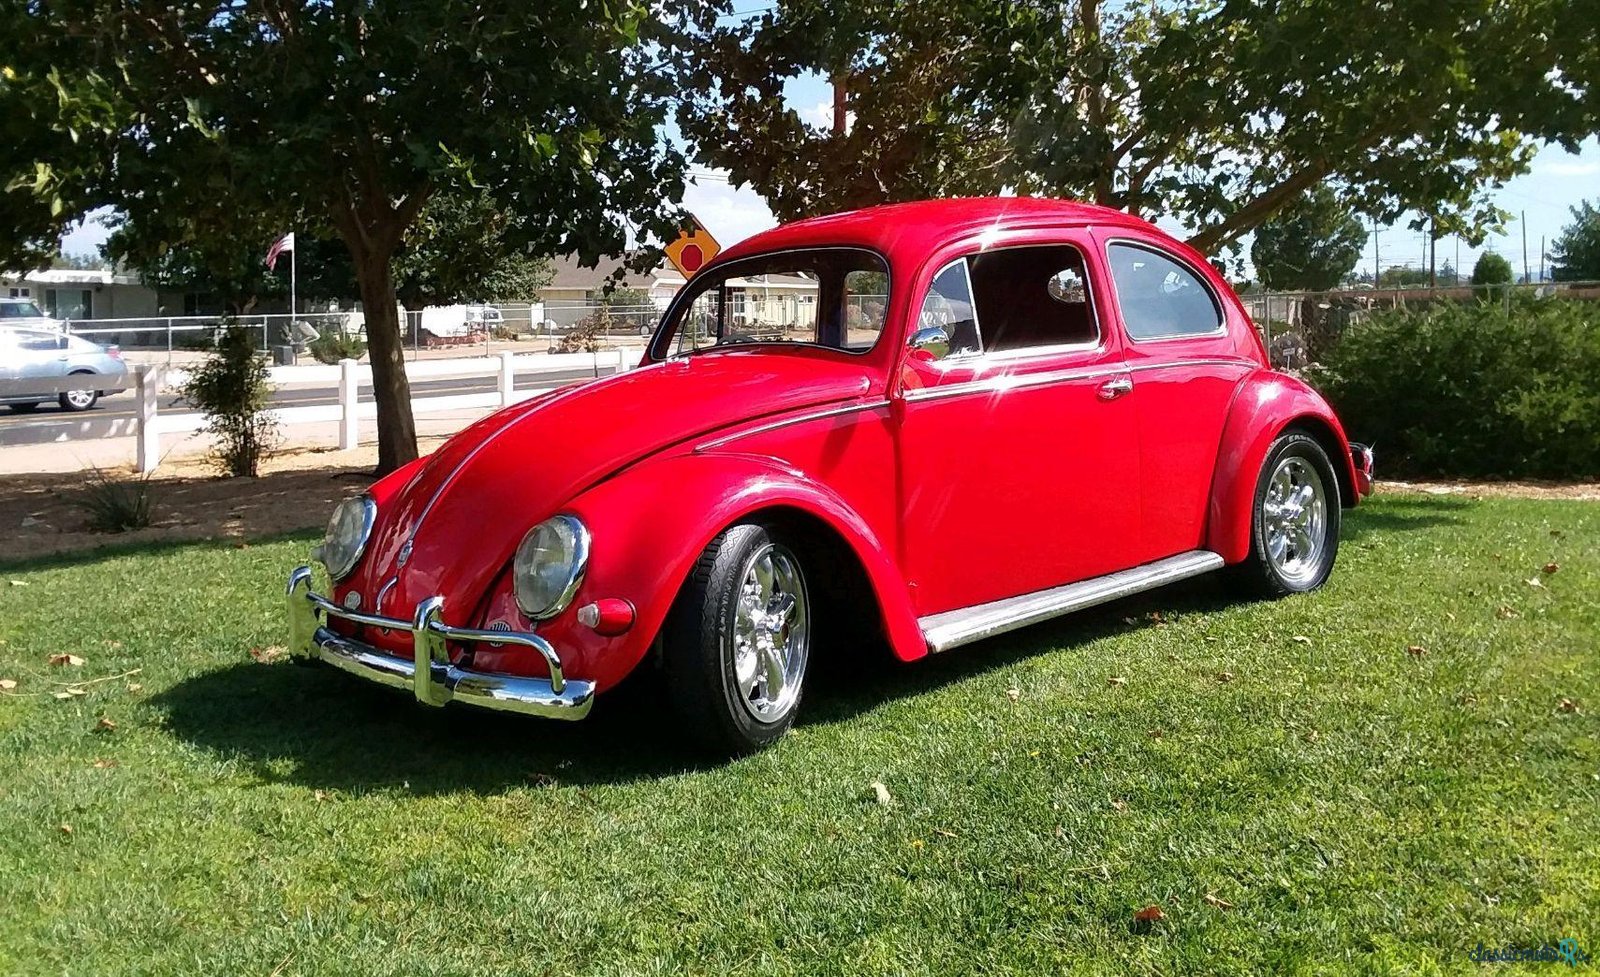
[180, 324, 277, 477]
[1250, 186, 1368, 291]
[1471, 252, 1515, 302]
[1550, 200, 1600, 282]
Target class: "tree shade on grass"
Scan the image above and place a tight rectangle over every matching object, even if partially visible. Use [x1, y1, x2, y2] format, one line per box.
[0, 494, 1595, 974]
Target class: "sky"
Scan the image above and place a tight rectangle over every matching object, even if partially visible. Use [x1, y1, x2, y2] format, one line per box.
[59, 69, 1598, 282]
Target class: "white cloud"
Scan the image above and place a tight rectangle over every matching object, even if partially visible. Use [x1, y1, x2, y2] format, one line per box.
[682, 176, 777, 247]
[1540, 159, 1600, 178]
[800, 99, 854, 134]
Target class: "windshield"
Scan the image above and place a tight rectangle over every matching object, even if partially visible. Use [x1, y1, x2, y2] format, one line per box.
[659, 248, 889, 357]
[0, 300, 47, 318]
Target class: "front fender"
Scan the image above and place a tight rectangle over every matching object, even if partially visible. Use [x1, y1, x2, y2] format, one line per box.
[1206, 372, 1360, 564]
[536, 450, 924, 693]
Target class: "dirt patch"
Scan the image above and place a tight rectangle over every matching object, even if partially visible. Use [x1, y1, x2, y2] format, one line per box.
[1380, 479, 1600, 501]
[1, 436, 452, 563]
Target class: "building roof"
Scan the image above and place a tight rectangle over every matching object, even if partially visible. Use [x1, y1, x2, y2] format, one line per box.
[544, 254, 684, 292]
[2, 268, 144, 287]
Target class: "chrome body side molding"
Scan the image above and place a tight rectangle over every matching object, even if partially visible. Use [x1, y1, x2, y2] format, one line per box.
[919, 550, 1226, 653]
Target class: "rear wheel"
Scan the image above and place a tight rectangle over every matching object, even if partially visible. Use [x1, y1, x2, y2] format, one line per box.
[1230, 432, 1341, 597]
[58, 373, 99, 412]
[662, 522, 812, 755]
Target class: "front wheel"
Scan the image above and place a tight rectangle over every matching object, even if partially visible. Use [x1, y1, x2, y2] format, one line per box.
[58, 374, 99, 412]
[1229, 431, 1341, 597]
[662, 522, 812, 755]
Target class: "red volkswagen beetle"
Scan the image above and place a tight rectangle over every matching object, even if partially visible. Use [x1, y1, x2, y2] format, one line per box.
[287, 197, 1373, 753]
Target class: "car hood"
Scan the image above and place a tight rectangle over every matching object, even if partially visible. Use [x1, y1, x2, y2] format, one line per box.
[351, 350, 877, 622]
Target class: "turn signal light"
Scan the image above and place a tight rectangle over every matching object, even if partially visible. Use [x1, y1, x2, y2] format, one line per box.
[575, 598, 635, 636]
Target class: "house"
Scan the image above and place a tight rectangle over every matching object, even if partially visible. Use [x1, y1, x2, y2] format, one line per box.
[536, 255, 687, 328]
[1, 268, 163, 321]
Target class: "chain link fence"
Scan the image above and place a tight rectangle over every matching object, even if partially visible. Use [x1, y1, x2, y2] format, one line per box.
[1243, 281, 1600, 369]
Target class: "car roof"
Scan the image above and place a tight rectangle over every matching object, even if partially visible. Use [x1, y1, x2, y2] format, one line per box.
[712, 197, 1161, 269]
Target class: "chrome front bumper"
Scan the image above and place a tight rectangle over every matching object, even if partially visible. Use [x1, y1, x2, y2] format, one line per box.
[285, 566, 594, 720]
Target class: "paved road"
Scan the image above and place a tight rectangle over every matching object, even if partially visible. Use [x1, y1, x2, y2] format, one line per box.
[0, 367, 604, 427]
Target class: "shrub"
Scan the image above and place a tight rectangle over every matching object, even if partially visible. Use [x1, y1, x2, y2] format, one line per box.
[1309, 297, 1600, 479]
[308, 329, 367, 364]
[558, 307, 608, 353]
[180, 322, 278, 477]
[1471, 251, 1515, 302]
[70, 467, 156, 532]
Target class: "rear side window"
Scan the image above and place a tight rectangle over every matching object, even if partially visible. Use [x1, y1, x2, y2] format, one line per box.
[1106, 242, 1222, 340]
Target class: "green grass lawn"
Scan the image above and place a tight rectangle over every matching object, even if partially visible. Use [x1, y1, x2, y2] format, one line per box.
[0, 494, 1595, 975]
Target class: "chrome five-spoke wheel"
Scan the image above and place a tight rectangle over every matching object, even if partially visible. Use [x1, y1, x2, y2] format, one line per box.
[663, 522, 814, 754]
[1262, 455, 1327, 586]
[731, 542, 810, 724]
[1233, 431, 1341, 597]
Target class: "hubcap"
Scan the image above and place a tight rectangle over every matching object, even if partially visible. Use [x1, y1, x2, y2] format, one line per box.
[1262, 455, 1327, 585]
[65, 388, 94, 408]
[729, 542, 809, 724]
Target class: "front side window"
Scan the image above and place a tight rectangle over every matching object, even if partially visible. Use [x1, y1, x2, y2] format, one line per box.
[909, 244, 1100, 360]
[1106, 242, 1222, 340]
[661, 249, 889, 356]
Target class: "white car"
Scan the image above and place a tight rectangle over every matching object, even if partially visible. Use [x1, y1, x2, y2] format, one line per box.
[0, 299, 67, 332]
[0, 328, 130, 412]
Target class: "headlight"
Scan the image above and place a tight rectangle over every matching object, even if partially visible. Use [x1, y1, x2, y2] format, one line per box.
[514, 515, 590, 620]
[317, 495, 376, 581]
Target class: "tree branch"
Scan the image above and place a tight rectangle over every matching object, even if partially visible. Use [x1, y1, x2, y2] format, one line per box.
[1185, 165, 1329, 253]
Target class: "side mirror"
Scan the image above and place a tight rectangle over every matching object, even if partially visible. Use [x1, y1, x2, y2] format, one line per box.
[908, 325, 950, 359]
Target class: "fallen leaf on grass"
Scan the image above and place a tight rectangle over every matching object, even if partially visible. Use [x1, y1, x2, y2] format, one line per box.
[1147, 728, 1164, 740]
[1496, 605, 1519, 620]
[92, 758, 117, 769]
[0, 679, 15, 691]
[1216, 671, 1235, 683]
[53, 688, 87, 700]
[249, 646, 287, 664]
[1108, 676, 1128, 687]
[1110, 799, 1128, 812]
[314, 790, 330, 802]
[870, 781, 893, 806]
[933, 828, 958, 839]
[1203, 893, 1235, 910]
[1305, 729, 1320, 743]
[95, 717, 116, 732]
[103, 640, 123, 650]
[1005, 686, 1021, 702]
[1558, 698, 1580, 714]
[58, 824, 72, 836]
[126, 683, 142, 693]
[1406, 644, 1427, 658]
[1542, 562, 1560, 575]
[1133, 905, 1165, 923]
[8, 580, 29, 587]
[48, 654, 85, 667]
[1291, 635, 1312, 645]
[1525, 577, 1545, 589]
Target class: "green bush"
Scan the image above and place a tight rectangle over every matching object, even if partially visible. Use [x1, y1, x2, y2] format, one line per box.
[179, 323, 278, 477]
[1309, 297, 1600, 478]
[308, 329, 367, 364]
[70, 466, 156, 532]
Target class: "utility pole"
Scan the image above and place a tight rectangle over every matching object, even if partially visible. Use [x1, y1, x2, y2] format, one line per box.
[1540, 236, 1546, 283]
[1522, 210, 1530, 284]
[1455, 237, 1461, 286]
[1428, 215, 1437, 289]
[1372, 218, 1380, 284]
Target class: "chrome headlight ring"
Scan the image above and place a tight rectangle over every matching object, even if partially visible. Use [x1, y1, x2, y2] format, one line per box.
[513, 514, 591, 621]
[317, 495, 377, 581]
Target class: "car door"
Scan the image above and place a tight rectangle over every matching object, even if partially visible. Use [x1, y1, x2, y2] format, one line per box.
[1096, 234, 1256, 564]
[891, 231, 1141, 617]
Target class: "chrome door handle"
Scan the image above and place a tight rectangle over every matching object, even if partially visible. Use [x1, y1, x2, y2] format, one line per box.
[1098, 377, 1133, 400]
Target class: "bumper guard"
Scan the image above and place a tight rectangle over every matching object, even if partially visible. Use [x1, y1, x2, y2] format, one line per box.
[286, 565, 594, 719]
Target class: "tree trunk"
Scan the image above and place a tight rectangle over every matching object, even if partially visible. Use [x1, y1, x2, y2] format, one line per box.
[353, 252, 418, 474]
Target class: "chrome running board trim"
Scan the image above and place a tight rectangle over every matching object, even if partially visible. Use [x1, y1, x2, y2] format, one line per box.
[919, 550, 1225, 653]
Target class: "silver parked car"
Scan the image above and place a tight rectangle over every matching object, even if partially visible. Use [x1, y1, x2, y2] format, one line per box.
[0, 299, 67, 332]
[0, 328, 130, 413]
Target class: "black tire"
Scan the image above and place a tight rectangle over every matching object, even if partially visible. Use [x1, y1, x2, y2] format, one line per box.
[1228, 431, 1341, 598]
[58, 373, 99, 412]
[6, 402, 42, 414]
[662, 522, 812, 755]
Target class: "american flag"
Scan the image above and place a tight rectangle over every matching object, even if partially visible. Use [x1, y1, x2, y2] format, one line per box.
[265, 232, 295, 270]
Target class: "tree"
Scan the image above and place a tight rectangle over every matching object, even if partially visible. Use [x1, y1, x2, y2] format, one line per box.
[1472, 251, 1515, 301]
[1379, 266, 1430, 289]
[392, 191, 554, 311]
[1550, 201, 1600, 282]
[1250, 186, 1368, 291]
[679, 0, 1595, 254]
[11, 3, 688, 474]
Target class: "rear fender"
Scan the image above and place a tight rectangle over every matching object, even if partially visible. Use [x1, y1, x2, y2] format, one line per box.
[538, 451, 925, 692]
[1206, 372, 1360, 564]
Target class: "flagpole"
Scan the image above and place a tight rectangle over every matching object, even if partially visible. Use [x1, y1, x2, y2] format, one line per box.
[290, 235, 297, 336]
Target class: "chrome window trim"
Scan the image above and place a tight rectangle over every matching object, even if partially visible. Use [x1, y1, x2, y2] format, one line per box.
[1102, 238, 1228, 343]
[899, 356, 1246, 403]
[911, 257, 986, 361]
[647, 245, 893, 361]
[909, 241, 1104, 365]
